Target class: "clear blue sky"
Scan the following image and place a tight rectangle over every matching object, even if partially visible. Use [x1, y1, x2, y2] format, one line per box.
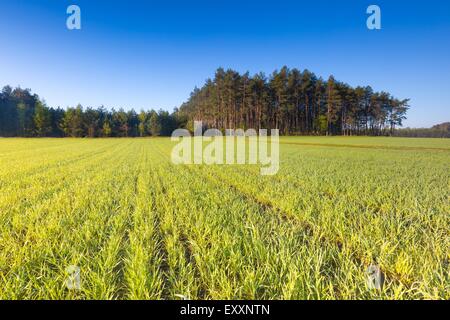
[1, 0, 449, 127]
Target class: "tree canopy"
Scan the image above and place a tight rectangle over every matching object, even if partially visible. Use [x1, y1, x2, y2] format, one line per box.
[0, 86, 178, 137]
[0, 67, 421, 138]
[178, 67, 411, 136]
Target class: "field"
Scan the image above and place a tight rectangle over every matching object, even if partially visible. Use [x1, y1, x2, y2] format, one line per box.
[0, 137, 449, 300]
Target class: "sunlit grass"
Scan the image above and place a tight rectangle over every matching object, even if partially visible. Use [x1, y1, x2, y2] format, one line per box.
[0, 137, 448, 299]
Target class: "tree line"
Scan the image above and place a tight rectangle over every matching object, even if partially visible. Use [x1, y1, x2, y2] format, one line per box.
[0, 85, 178, 137]
[0, 67, 418, 138]
[393, 123, 450, 138]
[178, 67, 410, 135]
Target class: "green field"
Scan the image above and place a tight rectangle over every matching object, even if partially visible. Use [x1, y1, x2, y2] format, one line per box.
[0, 137, 449, 299]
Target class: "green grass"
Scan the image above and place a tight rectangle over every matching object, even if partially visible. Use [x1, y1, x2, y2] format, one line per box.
[0, 137, 448, 300]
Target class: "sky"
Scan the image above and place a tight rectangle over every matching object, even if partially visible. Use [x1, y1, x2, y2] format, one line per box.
[0, 0, 449, 128]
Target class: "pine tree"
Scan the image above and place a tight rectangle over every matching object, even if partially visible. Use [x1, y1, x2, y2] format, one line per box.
[326, 76, 342, 135]
[102, 120, 112, 137]
[34, 100, 52, 137]
[149, 112, 161, 136]
[138, 110, 148, 137]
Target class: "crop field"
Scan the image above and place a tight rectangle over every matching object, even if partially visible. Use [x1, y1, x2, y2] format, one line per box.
[0, 137, 449, 300]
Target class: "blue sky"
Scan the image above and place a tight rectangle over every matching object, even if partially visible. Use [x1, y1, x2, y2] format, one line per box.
[1, 0, 449, 127]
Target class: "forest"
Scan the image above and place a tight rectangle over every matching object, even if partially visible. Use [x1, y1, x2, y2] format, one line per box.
[2, 67, 448, 138]
[178, 67, 410, 136]
[0, 85, 178, 137]
[395, 123, 450, 138]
